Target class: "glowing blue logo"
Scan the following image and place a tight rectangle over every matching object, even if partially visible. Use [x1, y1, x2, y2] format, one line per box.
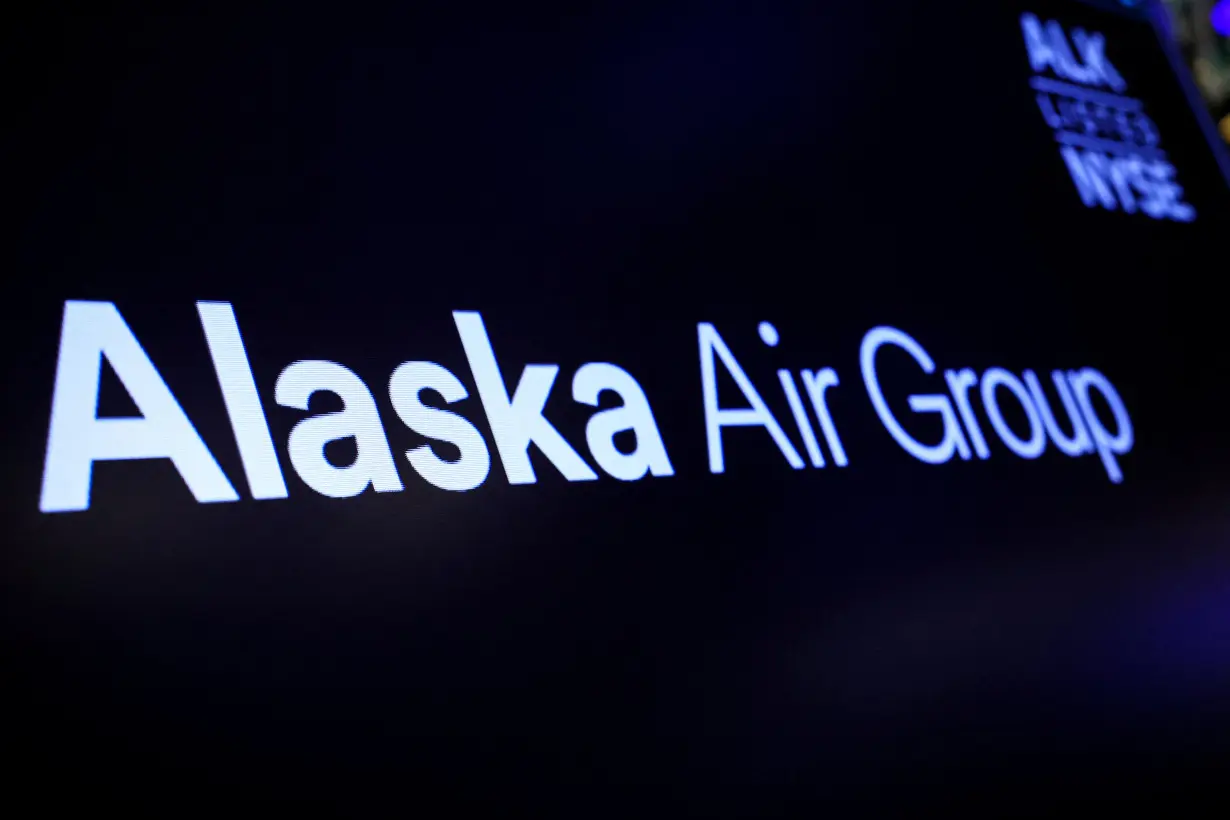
[1021, 12, 1196, 221]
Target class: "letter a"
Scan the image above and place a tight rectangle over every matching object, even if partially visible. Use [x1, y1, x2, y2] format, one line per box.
[40, 301, 239, 513]
[275, 360, 405, 499]
[572, 362, 674, 481]
[698, 323, 803, 474]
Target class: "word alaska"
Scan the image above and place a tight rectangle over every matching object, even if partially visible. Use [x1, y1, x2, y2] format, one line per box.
[38, 301, 1134, 513]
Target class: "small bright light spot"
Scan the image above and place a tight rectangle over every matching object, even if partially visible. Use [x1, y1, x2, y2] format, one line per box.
[758, 321, 779, 347]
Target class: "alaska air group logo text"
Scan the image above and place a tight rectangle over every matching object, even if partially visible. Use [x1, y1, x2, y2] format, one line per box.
[39, 301, 1134, 514]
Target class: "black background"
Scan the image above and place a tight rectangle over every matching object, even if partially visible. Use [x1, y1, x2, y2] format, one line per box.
[5, 0, 1230, 812]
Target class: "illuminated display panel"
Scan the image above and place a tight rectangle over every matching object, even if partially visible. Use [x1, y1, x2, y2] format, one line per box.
[5, 0, 1229, 811]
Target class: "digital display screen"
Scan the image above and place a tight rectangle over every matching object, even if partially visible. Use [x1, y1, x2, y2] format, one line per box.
[7, 0, 1230, 810]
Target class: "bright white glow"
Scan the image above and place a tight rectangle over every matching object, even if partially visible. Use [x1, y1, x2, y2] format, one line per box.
[980, 368, 1046, 459]
[274, 360, 404, 498]
[860, 327, 970, 465]
[453, 311, 597, 485]
[40, 300, 238, 513]
[698, 323, 803, 474]
[572, 362, 674, 481]
[388, 360, 490, 492]
[1068, 367, 1133, 483]
[196, 301, 288, 500]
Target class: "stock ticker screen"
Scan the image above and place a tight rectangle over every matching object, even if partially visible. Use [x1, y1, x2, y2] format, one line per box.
[6, 0, 1230, 810]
